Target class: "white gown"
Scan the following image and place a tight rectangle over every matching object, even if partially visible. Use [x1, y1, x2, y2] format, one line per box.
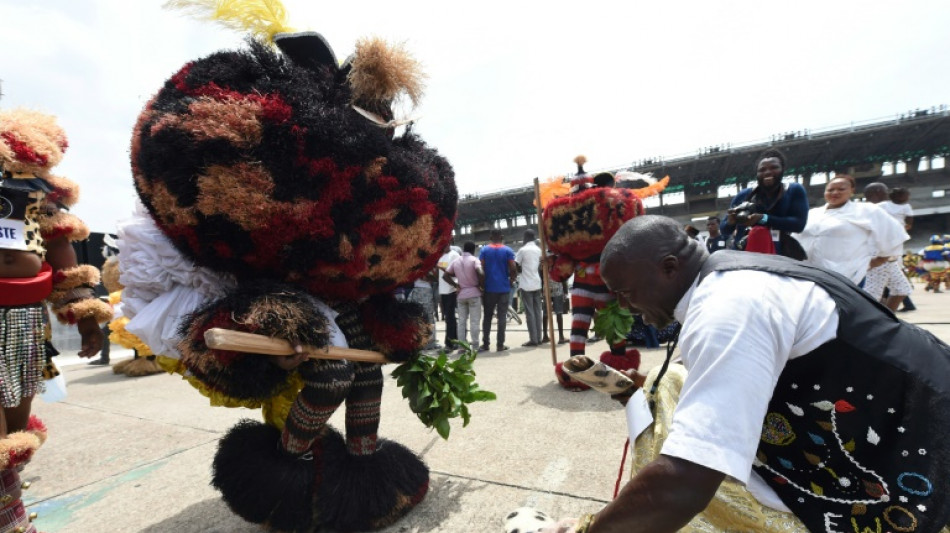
[116, 201, 346, 362]
[794, 201, 908, 285]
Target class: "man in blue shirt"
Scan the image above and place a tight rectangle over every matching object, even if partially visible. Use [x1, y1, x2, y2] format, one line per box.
[721, 149, 808, 258]
[479, 229, 517, 352]
[705, 216, 728, 254]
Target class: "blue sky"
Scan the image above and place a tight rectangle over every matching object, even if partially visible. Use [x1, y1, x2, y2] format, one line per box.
[2, 0, 948, 231]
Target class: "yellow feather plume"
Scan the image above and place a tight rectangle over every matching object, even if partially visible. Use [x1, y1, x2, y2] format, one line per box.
[631, 175, 670, 199]
[537, 176, 571, 209]
[164, 0, 294, 42]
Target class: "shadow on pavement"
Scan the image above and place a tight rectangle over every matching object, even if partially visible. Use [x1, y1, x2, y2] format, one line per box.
[138, 473, 476, 533]
[526, 380, 621, 413]
[61, 366, 160, 386]
[140, 497, 259, 533]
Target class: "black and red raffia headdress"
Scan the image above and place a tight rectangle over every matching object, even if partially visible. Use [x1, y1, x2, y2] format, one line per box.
[132, 1, 457, 301]
[540, 156, 667, 261]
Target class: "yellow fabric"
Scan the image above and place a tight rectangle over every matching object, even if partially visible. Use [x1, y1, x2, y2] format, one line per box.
[109, 316, 154, 355]
[156, 354, 301, 429]
[632, 364, 809, 532]
[110, 289, 300, 429]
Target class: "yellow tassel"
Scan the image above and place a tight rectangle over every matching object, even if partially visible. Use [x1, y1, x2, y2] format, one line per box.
[164, 0, 294, 42]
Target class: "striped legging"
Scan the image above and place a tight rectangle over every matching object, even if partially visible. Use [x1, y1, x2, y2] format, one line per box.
[569, 263, 626, 357]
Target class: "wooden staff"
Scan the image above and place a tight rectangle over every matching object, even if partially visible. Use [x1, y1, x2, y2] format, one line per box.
[534, 177, 558, 366]
[203, 328, 391, 364]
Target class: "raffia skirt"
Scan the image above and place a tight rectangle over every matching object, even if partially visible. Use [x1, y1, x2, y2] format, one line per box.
[0, 304, 46, 407]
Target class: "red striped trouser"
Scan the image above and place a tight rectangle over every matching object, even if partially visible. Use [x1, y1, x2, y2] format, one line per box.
[569, 264, 625, 357]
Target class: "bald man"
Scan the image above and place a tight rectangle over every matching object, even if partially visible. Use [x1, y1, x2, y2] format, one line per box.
[565, 215, 950, 533]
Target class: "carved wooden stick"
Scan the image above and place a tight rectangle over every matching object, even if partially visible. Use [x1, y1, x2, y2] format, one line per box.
[534, 176, 558, 366]
[203, 328, 391, 364]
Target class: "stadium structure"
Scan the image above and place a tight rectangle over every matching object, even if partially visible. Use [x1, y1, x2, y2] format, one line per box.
[455, 106, 950, 250]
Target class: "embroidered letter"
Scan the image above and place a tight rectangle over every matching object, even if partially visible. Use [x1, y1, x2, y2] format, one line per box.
[823, 512, 844, 532]
[850, 516, 882, 533]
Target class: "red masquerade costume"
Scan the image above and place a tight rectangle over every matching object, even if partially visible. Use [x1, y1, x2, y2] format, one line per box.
[541, 156, 667, 390]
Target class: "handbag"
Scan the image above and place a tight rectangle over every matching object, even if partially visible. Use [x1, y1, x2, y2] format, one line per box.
[779, 231, 807, 261]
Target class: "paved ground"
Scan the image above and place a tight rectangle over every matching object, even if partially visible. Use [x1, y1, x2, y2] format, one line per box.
[25, 281, 950, 532]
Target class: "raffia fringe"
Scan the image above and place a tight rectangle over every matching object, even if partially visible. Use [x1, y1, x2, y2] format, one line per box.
[38, 211, 90, 242]
[0, 417, 47, 470]
[51, 297, 112, 325]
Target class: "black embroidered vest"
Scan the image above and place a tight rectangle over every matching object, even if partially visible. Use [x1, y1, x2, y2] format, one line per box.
[699, 251, 950, 533]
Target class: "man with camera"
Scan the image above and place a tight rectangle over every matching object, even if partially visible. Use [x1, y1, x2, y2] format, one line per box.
[721, 149, 809, 258]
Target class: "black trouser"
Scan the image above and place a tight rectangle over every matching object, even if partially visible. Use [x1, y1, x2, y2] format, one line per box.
[440, 293, 458, 346]
[481, 291, 510, 348]
[100, 323, 111, 361]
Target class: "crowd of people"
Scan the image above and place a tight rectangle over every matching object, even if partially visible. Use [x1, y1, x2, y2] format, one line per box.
[433, 147, 939, 365]
[427, 228, 572, 354]
[677, 148, 939, 315]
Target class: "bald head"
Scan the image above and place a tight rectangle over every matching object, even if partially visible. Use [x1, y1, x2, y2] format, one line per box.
[864, 182, 888, 204]
[600, 216, 708, 327]
[603, 215, 707, 267]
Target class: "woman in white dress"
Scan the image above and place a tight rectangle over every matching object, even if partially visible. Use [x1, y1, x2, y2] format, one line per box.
[795, 175, 908, 286]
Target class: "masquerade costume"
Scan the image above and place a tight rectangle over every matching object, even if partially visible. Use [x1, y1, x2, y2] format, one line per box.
[0, 108, 110, 533]
[121, 2, 456, 530]
[540, 156, 666, 390]
[920, 235, 949, 292]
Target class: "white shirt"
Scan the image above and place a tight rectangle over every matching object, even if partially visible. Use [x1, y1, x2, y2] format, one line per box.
[437, 250, 461, 295]
[662, 269, 839, 511]
[514, 241, 543, 291]
[795, 201, 908, 284]
[880, 201, 913, 226]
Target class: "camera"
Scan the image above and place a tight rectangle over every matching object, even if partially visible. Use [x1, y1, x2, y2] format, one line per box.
[731, 201, 757, 225]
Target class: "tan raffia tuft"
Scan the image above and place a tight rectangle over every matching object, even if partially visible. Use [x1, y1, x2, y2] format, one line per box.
[0, 108, 68, 175]
[115, 356, 164, 377]
[348, 37, 426, 108]
[101, 257, 123, 294]
[573, 155, 587, 167]
[44, 175, 81, 207]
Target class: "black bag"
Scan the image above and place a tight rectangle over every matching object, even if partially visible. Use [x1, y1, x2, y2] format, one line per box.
[778, 231, 807, 261]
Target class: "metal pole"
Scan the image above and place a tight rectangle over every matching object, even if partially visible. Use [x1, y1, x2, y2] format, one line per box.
[533, 177, 558, 366]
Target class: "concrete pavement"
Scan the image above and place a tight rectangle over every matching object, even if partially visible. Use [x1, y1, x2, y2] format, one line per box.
[26, 281, 950, 532]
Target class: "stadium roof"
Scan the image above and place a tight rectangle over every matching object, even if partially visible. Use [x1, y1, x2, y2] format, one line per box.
[457, 109, 950, 227]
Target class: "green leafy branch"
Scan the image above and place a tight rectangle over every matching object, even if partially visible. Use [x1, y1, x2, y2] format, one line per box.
[390, 342, 496, 440]
[592, 300, 634, 346]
